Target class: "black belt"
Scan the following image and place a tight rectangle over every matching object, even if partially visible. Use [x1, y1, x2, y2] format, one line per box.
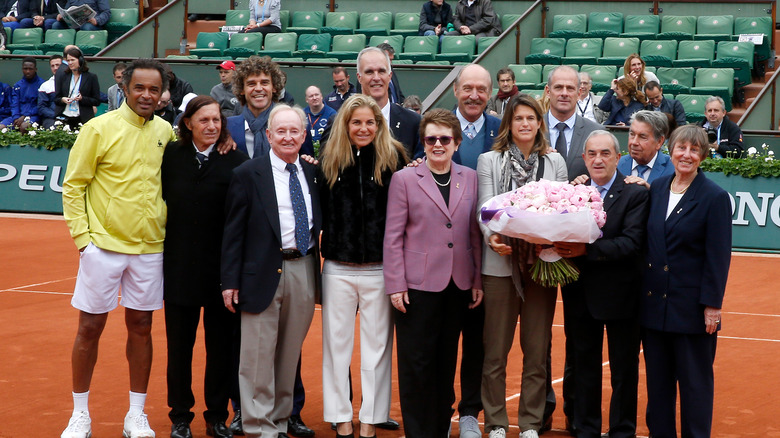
[281, 248, 314, 260]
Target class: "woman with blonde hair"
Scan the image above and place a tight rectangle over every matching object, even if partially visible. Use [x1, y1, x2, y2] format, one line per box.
[599, 77, 647, 126]
[319, 94, 408, 438]
[619, 53, 660, 89]
[477, 93, 568, 438]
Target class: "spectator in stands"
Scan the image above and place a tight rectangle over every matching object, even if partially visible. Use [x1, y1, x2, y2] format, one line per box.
[277, 70, 294, 105]
[302, 85, 335, 156]
[698, 95, 744, 158]
[163, 63, 194, 110]
[486, 66, 517, 118]
[402, 94, 421, 113]
[55, 47, 100, 129]
[576, 72, 600, 123]
[0, 19, 7, 49]
[618, 54, 659, 90]
[325, 66, 356, 111]
[0, 72, 11, 123]
[226, 55, 283, 158]
[1, 0, 20, 32]
[419, 0, 453, 38]
[446, 0, 501, 40]
[37, 54, 62, 128]
[1, 57, 44, 132]
[244, 0, 280, 35]
[210, 60, 240, 117]
[619, 110, 674, 184]
[643, 81, 686, 127]
[17, 0, 63, 30]
[377, 42, 404, 104]
[599, 77, 646, 126]
[154, 90, 175, 125]
[106, 62, 126, 112]
[52, 0, 110, 31]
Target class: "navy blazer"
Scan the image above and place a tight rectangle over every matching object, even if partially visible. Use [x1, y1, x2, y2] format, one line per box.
[598, 88, 645, 126]
[617, 151, 674, 184]
[641, 171, 732, 334]
[562, 173, 650, 320]
[226, 115, 248, 155]
[645, 97, 686, 127]
[221, 154, 322, 314]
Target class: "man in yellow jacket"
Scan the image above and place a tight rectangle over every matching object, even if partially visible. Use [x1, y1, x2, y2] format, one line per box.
[61, 59, 175, 438]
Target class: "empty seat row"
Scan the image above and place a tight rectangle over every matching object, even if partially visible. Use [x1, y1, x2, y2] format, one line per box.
[4, 28, 108, 55]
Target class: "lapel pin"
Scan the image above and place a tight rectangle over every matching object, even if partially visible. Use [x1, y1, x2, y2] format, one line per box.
[490, 130, 494, 136]
[396, 122, 400, 129]
[677, 208, 683, 214]
[456, 183, 460, 189]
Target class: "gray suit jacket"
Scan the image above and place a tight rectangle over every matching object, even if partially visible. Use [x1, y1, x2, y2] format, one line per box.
[546, 112, 602, 180]
[106, 83, 122, 111]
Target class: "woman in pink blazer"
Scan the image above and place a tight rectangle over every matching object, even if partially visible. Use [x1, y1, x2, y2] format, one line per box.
[383, 109, 483, 438]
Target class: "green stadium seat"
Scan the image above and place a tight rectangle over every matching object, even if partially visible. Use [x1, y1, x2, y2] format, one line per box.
[477, 36, 498, 55]
[279, 10, 289, 32]
[200, 56, 226, 60]
[390, 12, 419, 37]
[398, 35, 437, 62]
[321, 11, 358, 36]
[74, 30, 108, 55]
[691, 67, 734, 110]
[287, 11, 324, 35]
[673, 40, 715, 68]
[258, 32, 297, 58]
[542, 64, 579, 83]
[655, 67, 695, 93]
[328, 34, 366, 61]
[549, 14, 586, 39]
[733, 17, 772, 63]
[507, 64, 543, 89]
[658, 15, 696, 41]
[189, 32, 229, 58]
[598, 37, 639, 65]
[272, 57, 304, 62]
[695, 15, 733, 42]
[224, 32, 263, 58]
[621, 15, 659, 40]
[562, 38, 603, 65]
[675, 93, 708, 123]
[520, 89, 544, 100]
[437, 35, 475, 63]
[39, 29, 76, 53]
[524, 37, 565, 64]
[501, 14, 522, 31]
[640, 39, 678, 67]
[580, 64, 617, 92]
[7, 27, 43, 51]
[309, 57, 339, 63]
[713, 41, 754, 86]
[357, 12, 392, 38]
[12, 49, 44, 55]
[225, 10, 250, 27]
[106, 8, 138, 42]
[369, 35, 403, 54]
[392, 59, 414, 65]
[416, 60, 450, 65]
[166, 54, 198, 59]
[587, 12, 623, 38]
[293, 33, 331, 58]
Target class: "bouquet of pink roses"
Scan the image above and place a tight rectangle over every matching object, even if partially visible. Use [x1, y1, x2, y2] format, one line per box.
[480, 180, 607, 287]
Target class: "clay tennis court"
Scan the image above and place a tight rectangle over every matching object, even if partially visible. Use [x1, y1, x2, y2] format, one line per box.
[0, 213, 778, 438]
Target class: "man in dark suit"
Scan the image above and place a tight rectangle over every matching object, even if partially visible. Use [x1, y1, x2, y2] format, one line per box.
[16, 0, 63, 30]
[555, 130, 649, 438]
[698, 95, 744, 158]
[618, 110, 675, 184]
[643, 81, 686, 127]
[221, 105, 321, 438]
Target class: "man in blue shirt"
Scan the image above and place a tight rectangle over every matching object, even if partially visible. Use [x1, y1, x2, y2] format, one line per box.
[51, 0, 110, 31]
[302, 85, 336, 157]
[0, 57, 44, 132]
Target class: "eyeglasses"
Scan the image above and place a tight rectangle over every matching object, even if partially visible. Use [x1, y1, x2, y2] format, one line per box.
[424, 136, 454, 146]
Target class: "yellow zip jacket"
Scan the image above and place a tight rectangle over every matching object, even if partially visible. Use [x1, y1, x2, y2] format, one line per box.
[62, 102, 176, 254]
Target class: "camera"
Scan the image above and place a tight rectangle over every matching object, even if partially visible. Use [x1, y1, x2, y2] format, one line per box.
[706, 127, 717, 144]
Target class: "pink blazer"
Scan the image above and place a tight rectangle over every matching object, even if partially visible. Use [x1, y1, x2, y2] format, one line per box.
[383, 161, 483, 294]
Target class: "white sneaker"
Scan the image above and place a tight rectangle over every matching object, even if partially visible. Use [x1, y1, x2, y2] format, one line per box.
[489, 427, 507, 438]
[459, 415, 481, 438]
[61, 411, 92, 438]
[123, 411, 155, 438]
[521, 430, 539, 438]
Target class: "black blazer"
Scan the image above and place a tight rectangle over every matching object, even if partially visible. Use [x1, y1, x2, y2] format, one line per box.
[161, 141, 248, 306]
[697, 116, 744, 158]
[641, 171, 732, 334]
[419, 0, 453, 35]
[17, 0, 65, 20]
[221, 153, 322, 314]
[563, 173, 650, 320]
[54, 70, 101, 123]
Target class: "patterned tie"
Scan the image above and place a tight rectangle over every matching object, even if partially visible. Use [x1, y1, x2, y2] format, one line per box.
[464, 123, 477, 140]
[195, 152, 208, 168]
[597, 185, 608, 198]
[635, 164, 650, 178]
[117, 89, 124, 107]
[555, 122, 568, 161]
[286, 162, 309, 253]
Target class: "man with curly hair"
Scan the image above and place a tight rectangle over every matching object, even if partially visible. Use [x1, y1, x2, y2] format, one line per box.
[226, 55, 284, 159]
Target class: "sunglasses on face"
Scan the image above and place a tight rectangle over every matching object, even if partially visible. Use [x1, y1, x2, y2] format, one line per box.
[424, 135, 454, 146]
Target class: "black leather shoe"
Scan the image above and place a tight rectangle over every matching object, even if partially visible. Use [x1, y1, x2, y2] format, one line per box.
[207, 421, 233, 438]
[565, 417, 578, 436]
[539, 415, 553, 435]
[171, 422, 193, 438]
[278, 433, 290, 438]
[229, 410, 244, 436]
[375, 418, 399, 430]
[287, 415, 314, 437]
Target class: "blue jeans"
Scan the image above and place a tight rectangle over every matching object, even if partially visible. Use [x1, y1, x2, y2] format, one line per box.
[19, 17, 57, 30]
[52, 20, 102, 31]
[3, 20, 20, 32]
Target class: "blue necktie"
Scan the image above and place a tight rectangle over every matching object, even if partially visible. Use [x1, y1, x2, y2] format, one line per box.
[555, 122, 568, 161]
[597, 185, 608, 198]
[635, 164, 649, 178]
[464, 123, 477, 139]
[286, 162, 309, 253]
[195, 152, 207, 168]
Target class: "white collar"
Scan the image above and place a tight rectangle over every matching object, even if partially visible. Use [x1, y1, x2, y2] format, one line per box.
[455, 108, 485, 134]
[192, 142, 215, 156]
[381, 100, 391, 125]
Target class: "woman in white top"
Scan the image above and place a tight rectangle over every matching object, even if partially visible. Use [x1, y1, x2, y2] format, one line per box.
[619, 54, 659, 90]
[245, 0, 281, 35]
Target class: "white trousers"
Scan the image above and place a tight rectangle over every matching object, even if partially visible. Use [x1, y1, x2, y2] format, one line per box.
[321, 260, 393, 424]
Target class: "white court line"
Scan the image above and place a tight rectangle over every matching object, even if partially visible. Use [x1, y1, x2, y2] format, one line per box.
[720, 335, 780, 343]
[0, 289, 72, 295]
[0, 212, 64, 220]
[5, 276, 76, 291]
[723, 311, 780, 318]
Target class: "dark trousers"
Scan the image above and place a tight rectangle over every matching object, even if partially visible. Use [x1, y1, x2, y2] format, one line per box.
[245, 25, 281, 35]
[165, 301, 236, 424]
[395, 283, 468, 438]
[643, 328, 717, 438]
[458, 303, 484, 417]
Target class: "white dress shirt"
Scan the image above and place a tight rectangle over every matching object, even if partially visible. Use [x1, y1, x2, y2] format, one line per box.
[270, 149, 314, 250]
[547, 112, 577, 155]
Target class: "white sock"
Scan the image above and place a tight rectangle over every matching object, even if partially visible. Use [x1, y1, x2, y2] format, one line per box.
[72, 391, 89, 415]
[128, 391, 147, 416]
